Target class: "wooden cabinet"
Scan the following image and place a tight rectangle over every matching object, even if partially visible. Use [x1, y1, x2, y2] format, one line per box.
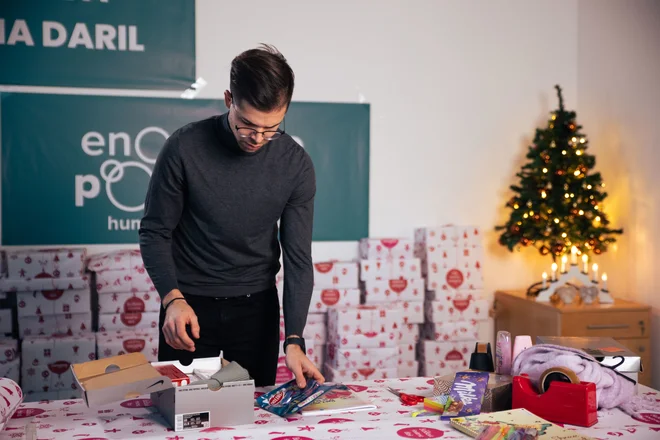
[494, 290, 652, 386]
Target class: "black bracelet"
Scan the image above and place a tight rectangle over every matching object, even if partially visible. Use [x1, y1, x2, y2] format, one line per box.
[164, 297, 187, 312]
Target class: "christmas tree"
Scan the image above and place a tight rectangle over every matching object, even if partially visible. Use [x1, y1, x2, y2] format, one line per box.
[496, 85, 623, 260]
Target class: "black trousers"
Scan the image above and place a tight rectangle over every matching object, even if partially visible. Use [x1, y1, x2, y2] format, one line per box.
[158, 286, 281, 387]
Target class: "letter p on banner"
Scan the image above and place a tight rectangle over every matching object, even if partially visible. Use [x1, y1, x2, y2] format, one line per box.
[75, 175, 100, 206]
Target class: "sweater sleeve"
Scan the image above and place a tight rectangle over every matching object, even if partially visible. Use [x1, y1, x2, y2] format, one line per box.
[280, 151, 316, 338]
[139, 133, 185, 299]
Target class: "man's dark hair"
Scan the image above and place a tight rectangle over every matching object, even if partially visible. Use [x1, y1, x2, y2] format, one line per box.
[230, 44, 295, 112]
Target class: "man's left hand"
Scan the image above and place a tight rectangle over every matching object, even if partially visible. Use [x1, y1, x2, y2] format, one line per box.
[285, 344, 325, 388]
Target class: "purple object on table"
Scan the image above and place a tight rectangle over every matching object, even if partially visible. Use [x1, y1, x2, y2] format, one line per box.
[441, 371, 490, 420]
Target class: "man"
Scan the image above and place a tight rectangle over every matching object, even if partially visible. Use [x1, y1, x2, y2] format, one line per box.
[139, 44, 323, 388]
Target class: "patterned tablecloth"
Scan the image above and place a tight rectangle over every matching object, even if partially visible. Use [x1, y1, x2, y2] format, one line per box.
[2, 377, 659, 440]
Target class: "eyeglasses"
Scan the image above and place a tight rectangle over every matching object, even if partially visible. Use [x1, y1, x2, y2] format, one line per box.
[231, 104, 285, 141]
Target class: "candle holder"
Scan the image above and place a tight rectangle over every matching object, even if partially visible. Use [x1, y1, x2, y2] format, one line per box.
[534, 264, 612, 304]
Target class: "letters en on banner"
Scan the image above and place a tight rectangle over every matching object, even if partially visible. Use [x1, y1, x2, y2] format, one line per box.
[1, 93, 370, 245]
[0, 0, 195, 90]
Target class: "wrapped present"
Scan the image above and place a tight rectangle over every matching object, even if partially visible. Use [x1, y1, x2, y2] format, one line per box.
[0, 275, 89, 293]
[17, 289, 91, 317]
[327, 304, 403, 349]
[96, 268, 155, 294]
[278, 288, 361, 314]
[359, 258, 421, 282]
[86, 249, 143, 272]
[399, 342, 417, 363]
[400, 323, 421, 344]
[399, 300, 424, 324]
[324, 363, 397, 381]
[312, 261, 359, 289]
[98, 311, 159, 332]
[425, 296, 489, 322]
[398, 360, 420, 378]
[19, 312, 92, 338]
[0, 359, 19, 383]
[363, 278, 424, 303]
[359, 238, 414, 260]
[423, 320, 479, 342]
[327, 344, 398, 370]
[5, 248, 86, 280]
[96, 329, 159, 362]
[98, 291, 161, 314]
[0, 338, 18, 362]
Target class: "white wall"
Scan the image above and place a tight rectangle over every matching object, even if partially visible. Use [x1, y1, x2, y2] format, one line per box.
[576, 0, 660, 389]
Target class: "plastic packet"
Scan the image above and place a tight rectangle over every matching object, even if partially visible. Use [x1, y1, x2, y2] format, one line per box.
[256, 379, 338, 416]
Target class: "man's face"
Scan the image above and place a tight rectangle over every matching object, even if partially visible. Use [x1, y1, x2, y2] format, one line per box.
[225, 91, 287, 153]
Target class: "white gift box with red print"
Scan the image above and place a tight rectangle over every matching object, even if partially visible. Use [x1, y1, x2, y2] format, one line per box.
[421, 359, 469, 377]
[359, 238, 414, 260]
[423, 320, 479, 342]
[0, 338, 18, 362]
[323, 363, 397, 382]
[19, 313, 92, 338]
[0, 358, 19, 383]
[17, 289, 90, 317]
[97, 291, 161, 314]
[326, 344, 398, 370]
[96, 329, 159, 362]
[20, 333, 95, 395]
[398, 360, 419, 378]
[415, 226, 482, 249]
[0, 308, 11, 334]
[279, 316, 326, 345]
[278, 288, 361, 314]
[0, 274, 89, 293]
[95, 268, 155, 294]
[399, 300, 425, 324]
[359, 258, 421, 282]
[418, 340, 475, 364]
[400, 323, 421, 344]
[425, 296, 489, 323]
[312, 261, 359, 289]
[327, 304, 403, 349]
[86, 249, 144, 272]
[363, 278, 424, 303]
[399, 342, 417, 363]
[98, 311, 159, 332]
[425, 264, 483, 293]
[4, 248, 86, 280]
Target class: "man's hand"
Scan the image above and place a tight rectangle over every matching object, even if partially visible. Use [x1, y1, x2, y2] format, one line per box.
[285, 342, 325, 388]
[162, 289, 200, 352]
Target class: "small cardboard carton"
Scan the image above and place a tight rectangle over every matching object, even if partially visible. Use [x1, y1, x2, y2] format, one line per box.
[71, 353, 255, 431]
[150, 357, 255, 431]
[71, 352, 172, 407]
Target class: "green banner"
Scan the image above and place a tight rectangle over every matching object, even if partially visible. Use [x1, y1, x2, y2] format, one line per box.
[0, 0, 195, 90]
[1, 93, 369, 245]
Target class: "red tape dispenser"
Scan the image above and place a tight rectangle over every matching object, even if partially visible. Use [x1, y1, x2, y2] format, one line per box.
[512, 366, 597, 427]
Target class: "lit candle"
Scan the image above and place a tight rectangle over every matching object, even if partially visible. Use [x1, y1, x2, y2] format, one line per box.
[602, 273, 608, 291]
[582, 254, 588, 273]
[542, 272, 548, 289]
[592, 263, 599, 282]
[571, 246, 578, 265]
[551, 263, 558, 281]
[561, 255, 568, 273]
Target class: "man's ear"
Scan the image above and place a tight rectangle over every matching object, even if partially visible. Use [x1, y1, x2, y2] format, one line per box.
[224, 90, 232, 109]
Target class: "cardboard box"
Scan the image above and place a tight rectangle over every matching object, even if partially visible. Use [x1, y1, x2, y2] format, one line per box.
[0, 338, 18, 362]
[150, 356, 255, 430]
[425, 297, 489, 322]
[324, 363, 398, 381]
[5, 248, 86, 279]
[22, 333, 96, 394]
[359, 238, 414, 260]
[535, 336, 643, 383]
[423, 321, 479, 342]
[96, 329, 160, 362]
[98, 311, 159, 332]
[0, 275, 89, 293]
[279, 288, 361, 314]
[359, 258, 421, 282]
[400, 323, 421, 344]
[433, 371, 512, 413]
[98, 291, 161, 314]
[312, 261, 359, 289]
[363, 278, 424, 303]
[87, 249, 144, 272]
[398, 360, 419, 378]
[17, 289, 91, 317]
[19, 312, 92, 338]
[96, 268, 156, 294]
[327, 344, 398, 370]
[327, 304, 403, 349]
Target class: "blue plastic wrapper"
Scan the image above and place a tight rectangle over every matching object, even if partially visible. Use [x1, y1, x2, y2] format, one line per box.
[256, 379, 338, 416]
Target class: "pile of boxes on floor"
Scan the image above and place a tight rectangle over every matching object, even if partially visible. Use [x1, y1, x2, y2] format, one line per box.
[274, 224, 490, 383]
[0, 248, 160, 402]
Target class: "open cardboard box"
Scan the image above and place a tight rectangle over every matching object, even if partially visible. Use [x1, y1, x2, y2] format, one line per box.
[71, 352, 255, 431]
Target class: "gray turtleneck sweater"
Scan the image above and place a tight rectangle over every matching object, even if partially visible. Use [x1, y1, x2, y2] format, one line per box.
[139, 112, 315, 338]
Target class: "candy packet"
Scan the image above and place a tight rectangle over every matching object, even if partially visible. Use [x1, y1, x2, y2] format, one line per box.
[256, 379, 338, 416]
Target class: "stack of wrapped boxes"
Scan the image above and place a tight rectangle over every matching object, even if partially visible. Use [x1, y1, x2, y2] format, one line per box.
[0, 248, 94, 401]
[87, 250, 161, 362]
[359, 238, 424, 377]
[0, 338, 19, 383]
[415, 225, 489, 377]
[275, 260, 360, 383]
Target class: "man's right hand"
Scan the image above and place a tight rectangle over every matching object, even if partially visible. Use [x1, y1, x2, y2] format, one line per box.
[162, 289, 200, 352]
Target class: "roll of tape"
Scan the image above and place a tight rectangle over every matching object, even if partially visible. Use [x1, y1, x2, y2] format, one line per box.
[539, 366, 580, 393]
